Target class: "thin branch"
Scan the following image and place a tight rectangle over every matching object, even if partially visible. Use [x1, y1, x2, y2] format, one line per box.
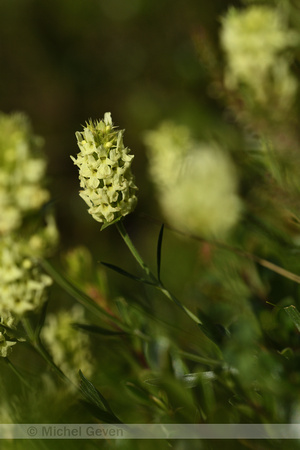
[139, 214, 300, 285]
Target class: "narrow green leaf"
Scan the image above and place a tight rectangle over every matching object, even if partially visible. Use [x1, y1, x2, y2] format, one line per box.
[197, 309, 229, 345]
[156, 224, 164, 283]
[79, 370, 112, 412]
[116, 220, 152, 277]
[79, 370, 122, 423]
[73, 322, 127, 337]
[177, 350, 222, 367]
[35, 300, 49, 339]
[158, 286, 201, 324]
[144, 377, 162, 386]
[79, 400, 121, 423]
[144, 373, 208, 389]
[3, 358, 32, 389]
[125, 382, 154, 405]
[284, 305, 300, 332]
[101, 262, 156, 286]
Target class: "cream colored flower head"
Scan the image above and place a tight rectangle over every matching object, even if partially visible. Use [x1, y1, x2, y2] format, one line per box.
[220, 6, 299, 106]
[0, 112, 50, 234]
[145, 122, 242, 239]
[71, 113, 138, 229]
[0, 236, 52, 317]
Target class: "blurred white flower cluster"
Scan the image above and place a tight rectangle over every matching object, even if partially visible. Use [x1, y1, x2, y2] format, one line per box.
[0, 236, 52, 317]
[0, 113, 50, 234]
[72, 112, 138, 227]
[146, 121, 194, 189]
[0, 112, 58, 356]
[145, 122, 242, 238]
[41, 305, 94, 383]
[220, 5, 300, 107]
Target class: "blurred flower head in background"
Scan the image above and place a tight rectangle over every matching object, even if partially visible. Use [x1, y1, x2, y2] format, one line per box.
[0, 236, 52, 317]
[144, 121, 194, 189]
[0, 111, 58, 355]
[41, 304, 93, 383]
[145, 121, 242, 238]
[0, 112, 50, 234]
[220, 5, 300, 107]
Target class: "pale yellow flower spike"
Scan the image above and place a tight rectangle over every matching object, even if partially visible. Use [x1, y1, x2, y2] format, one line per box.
[71, 113, 138, 228]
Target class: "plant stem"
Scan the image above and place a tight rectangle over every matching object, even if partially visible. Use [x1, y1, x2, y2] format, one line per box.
[22, 317, 68, 383]
[40, 258, 129, 331]
[177, 350, 222, 367]
[116, 221, 155, 280]
[116, 220, 202, 326]
[4, 358, 32, 389]
[141, 215, 300, 285]
[157, 285, 201, 324]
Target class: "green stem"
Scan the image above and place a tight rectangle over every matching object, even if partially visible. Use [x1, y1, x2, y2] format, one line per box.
[116, 220, 202, 326]
[132, 329, 152, 342]
[158, 285, 201, 325]
[144, 216, 300, 285]
[4, 358, 32, 389]
[40, 258, 129, 331]
[177, 350, 222, 367]
[22, 317, 69, 383]
[116, 221, 155, 279]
